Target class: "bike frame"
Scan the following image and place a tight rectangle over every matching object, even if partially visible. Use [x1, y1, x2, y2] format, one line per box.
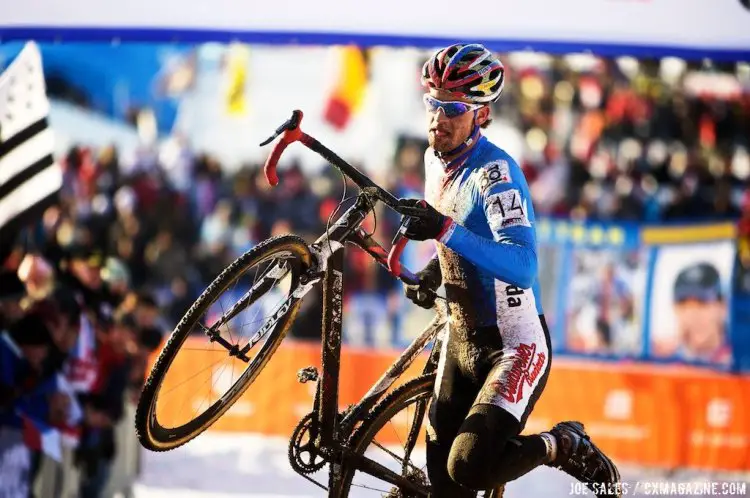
[291, 193, 446, 495]
[260, 110, 449, 494]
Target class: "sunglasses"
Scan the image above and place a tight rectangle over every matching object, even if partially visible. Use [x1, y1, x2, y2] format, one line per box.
[423, 94, 484, 118]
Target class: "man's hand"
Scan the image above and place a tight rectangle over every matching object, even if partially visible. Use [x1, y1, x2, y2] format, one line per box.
[404, 261, 441, 310]
[399, 199, 454, 242]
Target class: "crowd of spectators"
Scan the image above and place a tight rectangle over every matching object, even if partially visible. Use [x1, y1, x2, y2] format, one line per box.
[0, 241, 163, 497]
[492, 56, 749, 222]
[1, 52, 748, 497]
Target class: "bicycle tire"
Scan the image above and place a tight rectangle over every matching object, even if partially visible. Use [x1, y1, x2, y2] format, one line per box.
[331, 374, 504, 498]
[136, 235, 312, 452]
[331, 374, 436, 498]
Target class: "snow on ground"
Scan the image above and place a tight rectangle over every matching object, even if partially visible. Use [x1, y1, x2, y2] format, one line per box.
[133, 433, 749, 498]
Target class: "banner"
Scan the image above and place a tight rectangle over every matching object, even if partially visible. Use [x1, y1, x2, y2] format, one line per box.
[152, 339, 750, 472]
[535, 219, 746, 371]
[732, 217, 750, 371]
[648, 242, 735, 366]
[1, 0, 750, 60]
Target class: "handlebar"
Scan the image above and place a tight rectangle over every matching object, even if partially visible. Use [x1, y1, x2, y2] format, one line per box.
[260, 110, 417, 284]
[387, 234, 418, 285]
[259, 110, 306, 186]
[261, 110, 401, 210]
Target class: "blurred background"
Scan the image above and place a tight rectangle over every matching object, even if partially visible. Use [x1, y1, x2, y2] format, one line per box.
[1, 5, 750, 497]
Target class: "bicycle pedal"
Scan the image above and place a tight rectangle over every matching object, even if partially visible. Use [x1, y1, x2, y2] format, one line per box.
[297, 366, 319, 383]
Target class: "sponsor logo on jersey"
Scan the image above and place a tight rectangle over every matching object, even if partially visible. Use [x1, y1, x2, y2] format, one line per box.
[496, 342, 546, 403]
[486, 189, 531, 231]
[505, 284, 524, 308]
[478, 160, 511, 195]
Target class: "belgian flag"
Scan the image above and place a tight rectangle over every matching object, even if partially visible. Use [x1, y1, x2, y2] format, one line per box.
[323, 45, 368, 131]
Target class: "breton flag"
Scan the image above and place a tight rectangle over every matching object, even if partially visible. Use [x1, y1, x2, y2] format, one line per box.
[0, 41, 61, 261]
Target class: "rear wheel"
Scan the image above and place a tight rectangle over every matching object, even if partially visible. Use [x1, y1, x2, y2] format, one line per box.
[136, 235, 312, 451]
[332, 374, 504, 497]
[333, 375, 435, 497]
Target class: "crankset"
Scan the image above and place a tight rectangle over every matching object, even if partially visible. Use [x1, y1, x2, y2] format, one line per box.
[289, 412, 327, 475]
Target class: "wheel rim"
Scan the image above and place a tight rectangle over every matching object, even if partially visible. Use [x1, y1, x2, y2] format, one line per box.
[148, 250, 302, 444]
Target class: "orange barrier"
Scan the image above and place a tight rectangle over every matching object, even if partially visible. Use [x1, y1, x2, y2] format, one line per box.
[150, 338, 750, 471]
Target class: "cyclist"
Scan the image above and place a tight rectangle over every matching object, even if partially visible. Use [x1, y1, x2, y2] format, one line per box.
[398, 43, 622, 497]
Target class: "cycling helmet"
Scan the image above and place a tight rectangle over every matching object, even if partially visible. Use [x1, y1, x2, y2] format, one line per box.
[421, 43, 505, 104]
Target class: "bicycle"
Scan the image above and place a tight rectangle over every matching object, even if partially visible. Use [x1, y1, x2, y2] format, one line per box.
[135, 110, 504, 497]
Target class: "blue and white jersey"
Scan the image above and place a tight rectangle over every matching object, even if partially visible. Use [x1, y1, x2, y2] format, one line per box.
[425, 135, 544, 333]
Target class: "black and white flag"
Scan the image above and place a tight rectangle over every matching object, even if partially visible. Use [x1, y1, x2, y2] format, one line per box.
[0, 41, 61, 262]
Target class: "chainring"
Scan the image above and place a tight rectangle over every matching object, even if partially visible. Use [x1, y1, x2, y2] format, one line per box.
[288, 412, 327, 474]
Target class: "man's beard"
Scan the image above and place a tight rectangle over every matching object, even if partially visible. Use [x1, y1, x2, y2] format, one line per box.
[429, 131, 457, 153]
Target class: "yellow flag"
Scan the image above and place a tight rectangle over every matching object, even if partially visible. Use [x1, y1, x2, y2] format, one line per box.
[225, 44, 250, 117]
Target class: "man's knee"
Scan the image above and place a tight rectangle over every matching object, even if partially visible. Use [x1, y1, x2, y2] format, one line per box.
[448, 434, 487, 490]
[446, 404, 521, 490]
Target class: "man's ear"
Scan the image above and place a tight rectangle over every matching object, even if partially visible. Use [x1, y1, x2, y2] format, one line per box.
[476, 106, 491, 126]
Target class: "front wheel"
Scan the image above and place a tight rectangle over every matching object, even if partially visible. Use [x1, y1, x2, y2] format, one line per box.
[136, 235, 312, 452]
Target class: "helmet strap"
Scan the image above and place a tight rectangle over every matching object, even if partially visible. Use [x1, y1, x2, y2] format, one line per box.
[436, 111, 482, 170]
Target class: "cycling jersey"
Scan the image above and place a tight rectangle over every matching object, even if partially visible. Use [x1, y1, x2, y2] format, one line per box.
[425, 135, 544, 331]
[424, 135, 549, 425]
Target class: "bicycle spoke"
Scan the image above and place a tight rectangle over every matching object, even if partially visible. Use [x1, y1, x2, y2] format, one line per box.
[207, 260, 288, 348]
[370, 440, 421, 474]
[235, 291, 286, 335]
[237, 259, 286, 325]
[192, 359, 232, 419]
[159, 355, 228, 398]
[349, 453, 426, 495]
[238, 294, 295, 355]
[168, 355, 229, 428]
[164, 257, 293, 426]
[164, 261, 289, 412]
[349, 482, 391, 494]
[239, 264, 284, 336]
[342, 380, 435, 497]
[217, 279, 233, 345]
[387, 419, 404, 454]
[137, 237, 311, 453]
[403, 400, 426, 471]
[209, 260, 265, 337]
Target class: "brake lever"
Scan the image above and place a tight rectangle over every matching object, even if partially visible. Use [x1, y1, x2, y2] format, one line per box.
[396, 199, 430, 219]
[259, 110, 303, 146]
